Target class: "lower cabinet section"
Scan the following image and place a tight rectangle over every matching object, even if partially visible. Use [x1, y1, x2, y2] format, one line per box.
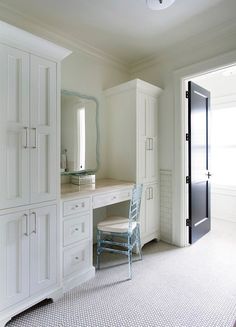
[63, 240, 91, 278]
[29, 206, 57, 295]
[61, 197, 94, 291]
[0, 211, 30, 311]
[0, 204, 58, 313]
[140, 182, 160, 245]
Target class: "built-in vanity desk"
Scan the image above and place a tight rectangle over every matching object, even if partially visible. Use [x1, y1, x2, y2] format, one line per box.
[61, 179, 134, 290]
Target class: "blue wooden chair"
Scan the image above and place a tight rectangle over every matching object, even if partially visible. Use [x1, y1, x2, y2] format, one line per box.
[96, 184, 143, 279]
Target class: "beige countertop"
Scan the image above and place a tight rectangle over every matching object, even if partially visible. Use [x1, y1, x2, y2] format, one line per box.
[61, 178, 134, 199]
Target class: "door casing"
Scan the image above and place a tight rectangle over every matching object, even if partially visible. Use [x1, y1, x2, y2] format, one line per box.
[173, 49, 236, 247]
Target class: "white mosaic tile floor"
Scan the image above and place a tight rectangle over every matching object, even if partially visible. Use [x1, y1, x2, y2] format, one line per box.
[7, 219, 236, 327]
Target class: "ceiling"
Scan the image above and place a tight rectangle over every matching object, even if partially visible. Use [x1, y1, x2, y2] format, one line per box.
[0, 0, 236, 64]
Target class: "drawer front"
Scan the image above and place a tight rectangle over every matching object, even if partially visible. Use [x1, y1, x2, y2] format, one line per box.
[63, 241, 90, 277]
[93, 188, 132, 209]
[63, 214, 90, 246]
[63, 197, 90, 216]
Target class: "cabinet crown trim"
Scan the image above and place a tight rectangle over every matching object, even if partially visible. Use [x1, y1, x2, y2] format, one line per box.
[0, 20, 72, 61]
[104, 79, 163, 98]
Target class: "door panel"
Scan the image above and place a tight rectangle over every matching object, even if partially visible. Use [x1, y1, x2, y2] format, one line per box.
[188, 81, 211, 244]
[140, 183, 159, 239]
[0, 211, 30, 310]
[30, 55, 57, 203]
[29, 205, 57, 295]
[0, 44, 30, 209]
[137, 93, 158, 183]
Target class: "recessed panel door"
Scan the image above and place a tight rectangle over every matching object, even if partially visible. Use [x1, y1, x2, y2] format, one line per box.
[0, 211, 30, 310]
[188, 81, 211, 244]
[0, 44, 30, 209]
[30, 55, 57, 203]
[29, 205, 57, 295]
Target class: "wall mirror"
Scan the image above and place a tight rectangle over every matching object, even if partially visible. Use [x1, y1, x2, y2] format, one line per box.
[61, 90, 99, 174]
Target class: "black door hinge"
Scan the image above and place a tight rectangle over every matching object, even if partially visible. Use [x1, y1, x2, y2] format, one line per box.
[186, 176, 190, 184]
[186, 133, 190, 141]
[186, 219, 191, 227]
[186, 91, 189, 98]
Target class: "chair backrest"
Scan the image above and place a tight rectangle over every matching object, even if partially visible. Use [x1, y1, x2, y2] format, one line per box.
[128, 184, 143, 231]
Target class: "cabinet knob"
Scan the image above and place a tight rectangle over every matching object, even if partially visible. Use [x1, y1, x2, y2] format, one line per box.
[75, 256, 79, 260]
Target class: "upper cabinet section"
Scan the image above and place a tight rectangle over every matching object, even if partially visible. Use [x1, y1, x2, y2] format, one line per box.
[0, 44, 30, 209]
[0, 21, 71, 210]
[30, 56, 57, 203]
[105, 79, 162, 184]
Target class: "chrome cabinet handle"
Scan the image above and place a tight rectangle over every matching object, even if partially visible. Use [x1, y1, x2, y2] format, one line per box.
[149, 138, 153, 150]
[23, 213, 29, 236]
[150, 187, 153, 199]
[32, 128, 37, 149]
[23, 127, 29, 149]
[31, 211, 37, 234]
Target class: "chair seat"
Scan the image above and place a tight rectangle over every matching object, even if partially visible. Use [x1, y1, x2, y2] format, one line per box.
[97, 216, 137, 233]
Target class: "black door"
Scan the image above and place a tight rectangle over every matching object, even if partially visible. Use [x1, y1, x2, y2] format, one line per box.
[187, 81, 211, 244]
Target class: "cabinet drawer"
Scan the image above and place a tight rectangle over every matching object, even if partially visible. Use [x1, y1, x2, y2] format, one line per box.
[63, 214, 90, 246]
[93, 188, 132, 209]
[63, 241, 90, 277]
[63, 197, 90, 216]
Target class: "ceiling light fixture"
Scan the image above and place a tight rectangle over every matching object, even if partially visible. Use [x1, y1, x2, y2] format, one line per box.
[146, 0, 176, 10]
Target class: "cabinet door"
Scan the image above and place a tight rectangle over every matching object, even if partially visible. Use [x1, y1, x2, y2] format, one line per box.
[137, 93, 158, 183]
[140, 183, 160, 241]
[0, 211, 30, 310]
[0, 44, 30, 209]
[30, 55, 57, 203]
[29, 205, 57, 295]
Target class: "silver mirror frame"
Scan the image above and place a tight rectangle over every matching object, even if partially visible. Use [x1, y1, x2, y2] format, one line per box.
[61, 89, 100, 174]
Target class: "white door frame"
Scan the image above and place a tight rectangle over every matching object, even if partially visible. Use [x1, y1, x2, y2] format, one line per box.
[172, 49, 236, 247]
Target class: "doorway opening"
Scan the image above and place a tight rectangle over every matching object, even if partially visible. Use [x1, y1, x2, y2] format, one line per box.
[184, 65, 236, 244]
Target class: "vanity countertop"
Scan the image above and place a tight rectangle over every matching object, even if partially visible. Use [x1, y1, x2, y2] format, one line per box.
[61, 178, 134, 199]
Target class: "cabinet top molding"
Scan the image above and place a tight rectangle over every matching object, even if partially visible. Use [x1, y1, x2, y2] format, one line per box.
[0, 20, 72, 62]
[104, 79, 163, 98]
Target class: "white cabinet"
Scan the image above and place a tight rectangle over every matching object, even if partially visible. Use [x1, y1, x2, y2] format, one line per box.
[30, 56, 57, 203]
[0, 45, 30, 209]
[0, 20, 71, 326]
[0, 45, 58, 210]
[29, 205, 57, 294]
[105, 79, 162, 245]
[0, 211, 30, 311]
[61, 196, 94, 291]
[140, 183, 160, 244]
[137, 93, 159, 184]
[0, 205, 57, 311]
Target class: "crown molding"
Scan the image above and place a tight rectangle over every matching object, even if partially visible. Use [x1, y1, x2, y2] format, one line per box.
[130, 17, 236, 74]
[0, 20, 71, 62]
[0, 2, 129, 72]
[104, 78, 163, 97]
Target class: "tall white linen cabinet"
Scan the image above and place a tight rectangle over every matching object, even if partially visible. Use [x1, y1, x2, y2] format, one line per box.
[0, 21, 71, 326]
[105, 79, 162, 246]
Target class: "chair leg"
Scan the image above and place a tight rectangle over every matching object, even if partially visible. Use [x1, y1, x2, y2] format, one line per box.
[137, 225, 143, 261]
[128, 235, 132, 280]
[96, 229, 101, 270]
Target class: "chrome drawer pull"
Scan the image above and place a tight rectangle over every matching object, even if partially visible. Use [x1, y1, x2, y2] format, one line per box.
[23, 127, 29, 149]
[31, 212, 37, 234]
[23, 213, 29, 236]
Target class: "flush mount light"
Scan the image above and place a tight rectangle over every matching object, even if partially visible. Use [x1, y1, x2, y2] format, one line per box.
[146, 0, 176, 10]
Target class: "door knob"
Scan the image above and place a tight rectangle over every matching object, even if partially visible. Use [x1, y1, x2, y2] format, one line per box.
[207, 172, 212, 179]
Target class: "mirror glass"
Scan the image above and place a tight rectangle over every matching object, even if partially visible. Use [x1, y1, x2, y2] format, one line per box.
[61, 90, 99, 174]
